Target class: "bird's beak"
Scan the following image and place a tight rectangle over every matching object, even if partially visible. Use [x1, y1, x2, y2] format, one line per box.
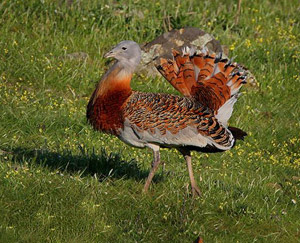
[104, 50, 115, 58]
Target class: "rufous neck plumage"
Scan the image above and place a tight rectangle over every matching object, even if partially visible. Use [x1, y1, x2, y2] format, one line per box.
[91, 62, 133, 105]
[92, 40, 142, 103]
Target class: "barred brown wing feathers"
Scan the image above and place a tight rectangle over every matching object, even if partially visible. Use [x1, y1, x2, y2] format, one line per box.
[122, 92, 234, 150]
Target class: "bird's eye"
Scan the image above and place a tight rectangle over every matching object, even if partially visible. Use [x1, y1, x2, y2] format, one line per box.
[122, 47, 127, 50]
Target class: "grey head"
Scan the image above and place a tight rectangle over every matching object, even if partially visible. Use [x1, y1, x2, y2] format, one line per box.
[104, 40, 141, 72]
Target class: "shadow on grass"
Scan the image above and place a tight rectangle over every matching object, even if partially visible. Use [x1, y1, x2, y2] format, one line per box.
[2, 147, 156, 182]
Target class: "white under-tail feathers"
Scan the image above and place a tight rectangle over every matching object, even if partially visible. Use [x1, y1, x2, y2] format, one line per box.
[182, 46, 198, 56]
[216, 93, 240, 125]
[179, 45, 247, 126]
[216, 72, 246, 125]
[182, 46, 209, 57]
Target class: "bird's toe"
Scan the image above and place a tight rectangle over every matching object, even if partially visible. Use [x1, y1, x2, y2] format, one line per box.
[191, 185, 201, 197]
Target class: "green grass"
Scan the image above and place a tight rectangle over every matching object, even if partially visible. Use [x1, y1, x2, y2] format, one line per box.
[0, 0, 300, 242]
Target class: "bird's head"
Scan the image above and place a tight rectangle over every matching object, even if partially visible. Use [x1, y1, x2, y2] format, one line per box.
[104, 40, 141, 71]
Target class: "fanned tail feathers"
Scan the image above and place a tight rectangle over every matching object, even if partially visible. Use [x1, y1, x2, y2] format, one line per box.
[156, 47, 248, 126]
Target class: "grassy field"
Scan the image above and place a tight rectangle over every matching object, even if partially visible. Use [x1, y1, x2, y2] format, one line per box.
[0, 0, 300, 242]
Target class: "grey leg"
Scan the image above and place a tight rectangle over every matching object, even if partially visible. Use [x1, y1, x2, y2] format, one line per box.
[179, 149, 201, 197]
[143, 148, 161, 193]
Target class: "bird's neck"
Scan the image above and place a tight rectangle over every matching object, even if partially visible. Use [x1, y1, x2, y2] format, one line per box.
[87, 62, 134, 134]
[92, 62, 133, 103]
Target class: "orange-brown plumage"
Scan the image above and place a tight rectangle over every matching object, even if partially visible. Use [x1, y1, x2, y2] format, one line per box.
[87, 65, 132, 135]
[87, 41, 248, 196]
[157, 48, 247, 114]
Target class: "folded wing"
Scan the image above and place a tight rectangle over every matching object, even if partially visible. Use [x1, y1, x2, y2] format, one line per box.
[120, 92, 235, 151]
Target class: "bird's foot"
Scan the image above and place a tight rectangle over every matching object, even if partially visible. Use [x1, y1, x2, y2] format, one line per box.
[191, 185, 201, 197]
[186, 184, 201, 197]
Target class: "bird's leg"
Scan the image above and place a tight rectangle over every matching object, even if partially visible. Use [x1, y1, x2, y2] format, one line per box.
[179, 149, 201, 197]
[185, 153, 201, 197]
[152, 160, 166, 178]
[143, 148, 161, 193]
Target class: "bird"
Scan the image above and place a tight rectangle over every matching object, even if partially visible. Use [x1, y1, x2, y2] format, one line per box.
[86, 40, 247, 197]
